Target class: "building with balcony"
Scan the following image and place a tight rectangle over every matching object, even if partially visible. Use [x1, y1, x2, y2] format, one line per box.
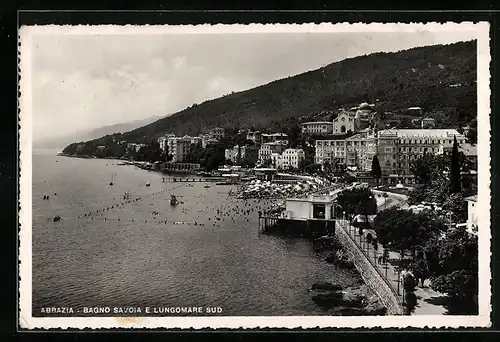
[158, 133, 176, 152]
[167, 136, 192, 162]
[314, 138, 346, 165]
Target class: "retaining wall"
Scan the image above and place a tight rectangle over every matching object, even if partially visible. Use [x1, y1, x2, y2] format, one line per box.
[335, 222, 403, 315]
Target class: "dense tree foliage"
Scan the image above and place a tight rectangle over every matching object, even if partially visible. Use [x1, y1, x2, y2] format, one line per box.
[67, 41, 476, 150]
[336, 187, 377, 223]
[410, 154, 449, 185]
[426, 229, 478, 305]
[373, 207, 447, 258]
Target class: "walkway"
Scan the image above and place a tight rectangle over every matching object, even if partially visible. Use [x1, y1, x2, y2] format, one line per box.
[339, 219, 448, 315]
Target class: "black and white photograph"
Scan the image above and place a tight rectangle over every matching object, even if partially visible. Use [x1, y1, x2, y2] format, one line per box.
[18, 23, 491, 329]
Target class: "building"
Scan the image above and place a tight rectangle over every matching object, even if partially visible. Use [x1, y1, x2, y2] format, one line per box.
[345, 131, 373, 170]
[167, 136, 192, 162]
[314, 138, 347, 165]
[464, 195, 478, 236]
[207, 127, 225, 140]
[421, 117, 436, 128]
[268, 148, 305, 170]
[262, 133, 289, 144]
[354, 103, 376, 131]
[158, 133, 176, 152]
[301, 122, 334, 135]
[127, 143, 147, 153]
[246, 131, 263, 146]
[225, 145, 259, 165]
[190, 136, 202, 146]
[379, 128, 466, 181]
[280, 148, 305, 169]
[202, 134, 219, 148]
[258, 141, 287, 165]
[284, 195, 336, 220]
[314, 128, 467, 184]
[332, 111, 356, 134]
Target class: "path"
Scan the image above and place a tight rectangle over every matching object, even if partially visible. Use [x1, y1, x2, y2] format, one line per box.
[336, 188, 449, 315]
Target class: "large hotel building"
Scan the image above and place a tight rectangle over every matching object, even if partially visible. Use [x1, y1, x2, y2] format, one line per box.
[315, 128, 468, 183]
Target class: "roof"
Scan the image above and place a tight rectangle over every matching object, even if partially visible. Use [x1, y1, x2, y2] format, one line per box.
[408, 107, 422, 110]
[378, 129, 462, 138]
[464, 195, 477, 202]
[301, 121, 333, 125]
[459, 143, 478, 156]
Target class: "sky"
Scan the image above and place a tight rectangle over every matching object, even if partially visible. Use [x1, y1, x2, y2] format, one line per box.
[28, 28, 480, 143]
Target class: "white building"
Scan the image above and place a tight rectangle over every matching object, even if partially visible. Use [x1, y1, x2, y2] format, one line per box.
[465, 195, 478, 236]
[332, 111, 356, 134]
[314, 139, 347, 165]
[258, 141, 287, 165]
[280, 148, 305, 169]
[284, 195, 335, 220]
[268, 148, 305, 170]
[158, 133, 176, 152]
[301, 122, 333, 135]
[167, 136, 192, 162]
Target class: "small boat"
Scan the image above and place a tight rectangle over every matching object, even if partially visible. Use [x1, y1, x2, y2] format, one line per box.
[53, 215, 61, 222]
[204, 185, 211, 188]
[170, 195, 179, 206]
[146, 181, 151, 187]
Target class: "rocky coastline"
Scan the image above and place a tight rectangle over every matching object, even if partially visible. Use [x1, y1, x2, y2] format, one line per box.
[310, 234, 387, 315]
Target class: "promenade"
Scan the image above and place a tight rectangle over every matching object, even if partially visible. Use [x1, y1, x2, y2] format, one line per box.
[336, 189, 449, 315]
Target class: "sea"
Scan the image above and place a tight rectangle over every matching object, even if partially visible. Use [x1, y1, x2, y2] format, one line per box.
[31, 149, 362, 316]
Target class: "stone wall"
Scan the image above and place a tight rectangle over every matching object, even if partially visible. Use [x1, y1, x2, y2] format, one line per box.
[335, 223, 403, 315]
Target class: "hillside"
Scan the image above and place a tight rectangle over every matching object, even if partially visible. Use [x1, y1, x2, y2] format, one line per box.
[72, 40, 477, 145]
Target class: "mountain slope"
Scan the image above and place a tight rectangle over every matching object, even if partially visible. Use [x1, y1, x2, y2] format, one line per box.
[75, 40, 478, 145]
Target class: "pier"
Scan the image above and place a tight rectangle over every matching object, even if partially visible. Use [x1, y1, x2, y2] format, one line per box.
[166, 177, 227, 183]
[258, 215, 335, 237]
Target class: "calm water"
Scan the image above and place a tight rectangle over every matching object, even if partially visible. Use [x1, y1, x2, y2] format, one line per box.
[32, 151, 361, 316]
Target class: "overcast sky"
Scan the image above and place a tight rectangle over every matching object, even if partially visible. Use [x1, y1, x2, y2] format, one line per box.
[29, 29, 479, 143]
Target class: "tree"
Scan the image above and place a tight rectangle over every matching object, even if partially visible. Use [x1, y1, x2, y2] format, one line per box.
[371, 155, 382, 185]
[374, 207, 447, 259]
[336, 187, 377, 224]
[410, 154, 448, 185]
[449, 135, 462, 193]
[424, 228, 478, 308]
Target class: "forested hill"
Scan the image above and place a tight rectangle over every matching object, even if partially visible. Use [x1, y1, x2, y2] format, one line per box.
[81, 40, 477, 144]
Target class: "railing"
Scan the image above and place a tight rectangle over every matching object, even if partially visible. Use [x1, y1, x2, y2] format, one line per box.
[338, 220, 404, 309]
